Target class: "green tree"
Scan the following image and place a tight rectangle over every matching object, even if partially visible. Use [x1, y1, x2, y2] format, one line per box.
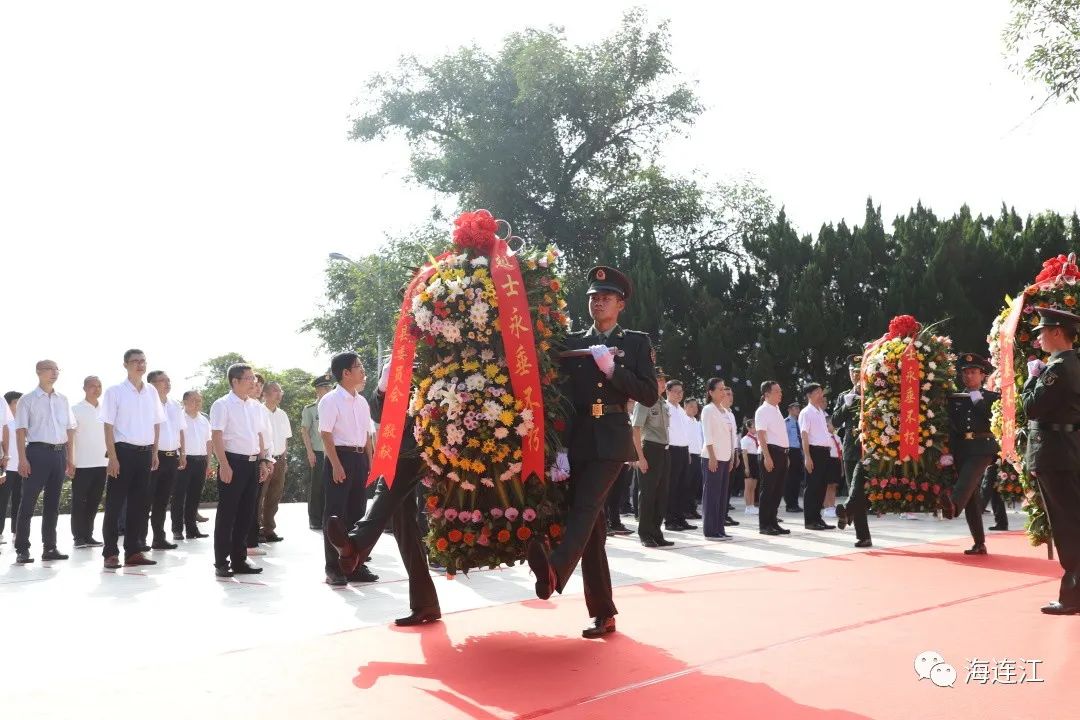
[1004, 0, 1080, 105]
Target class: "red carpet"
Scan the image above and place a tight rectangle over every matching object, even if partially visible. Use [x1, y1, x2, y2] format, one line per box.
[40, 533, 1078, 719]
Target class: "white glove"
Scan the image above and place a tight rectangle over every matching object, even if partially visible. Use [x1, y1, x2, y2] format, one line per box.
[556, 450, 570, 474]
[968, 390, 983, 403]
[589, 344, 615, 378]
[843, 392, 856, 407]
[377, 360, 392, 392]
[1028, 359, 1046, 378]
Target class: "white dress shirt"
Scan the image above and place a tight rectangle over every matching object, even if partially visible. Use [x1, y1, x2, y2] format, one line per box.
[209, 392, 263, 456]
[252, 400, 273, 455]
[700, 403, 738, 462]
[687, 417, 704, 455]
[754, 401, 787, 449]
[71, 400, 108, 468]
[100, 380, 165, 446]
[266, 406, 292, 456]
[158, 399, 186, 452]
[798, 403, 832, 447]
[5, 418, 18, 471]
[666, 400, 691, 447]
[15, 387, 76, 444]
[184, 412, 212, 456]
[318, 386, 372, 447]
[740, 433, 760, 456]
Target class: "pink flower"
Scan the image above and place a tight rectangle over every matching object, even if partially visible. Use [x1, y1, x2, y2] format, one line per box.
[477, 534, 491, 546]
[522, 508, 537, 522]
[444, 508, 458, 521]
[430, 508, 444, 519]
[504, 507, 520, 522]
[869, 478, 879, 487]
[490, 508, 504, 519]
[471, 510, 483, 523]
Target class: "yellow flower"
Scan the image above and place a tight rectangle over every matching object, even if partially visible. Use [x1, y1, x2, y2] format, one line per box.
[494, 374, 508, 385]
[466, 438, 481, 449]
[463, 360, 480, 372]
[499, 394, 515, 407]
[482, 440, 496, 453]
[499, 410, 516, 426]
[484, 364, 500, 379]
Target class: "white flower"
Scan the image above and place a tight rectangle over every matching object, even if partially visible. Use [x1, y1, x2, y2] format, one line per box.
[465, 373, 486, 391]
[470, 301, 490, 328]
[470, 256, 488, 267]
[538, 256, 549, 268]
[924, 439, 933, 447]
[445, 425, 464, 446]
[921, 383, 931, 391]
[516, 422, 531, 437]
[480, 349, 495, 361]
[412, 306, 433, 330]
[481, 477, 495, 488]
[460, 481, 476, 491]
[442, 323, 462, 343]
[927, 410, 935, 419]
[928, 361, 937, 370]
[520, 408, 534, 423]
[494, 427, 509, 439]
[927, 373, 935, 381]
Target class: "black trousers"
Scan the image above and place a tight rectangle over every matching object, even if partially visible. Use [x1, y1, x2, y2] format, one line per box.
[637, 441, 670, 543]
[71, 466, 106, 543]
[688, 452, 703, 510]
[103, 443, 153, 559]
[980, 465, 1008, 528]
[348, 454, 437, 610]
[323, 449, 369, 574]
[664, 446, 690, 524]
[145, 452, 179, 545]
[214, 453, 259, 568]
[0, 472, 20, 536]
[1036, 465, 1080, 605]
[803, 446, 831, 525]
[14, 444, 66, 554]
[604, 464, 631, 527]
[952, 454, 993, 546]
[785, 448, 805, 509]
[844, 462, 872, 541]
[245, 478, 268, 547]
[308, 450, 325, 527]
[758, 445, 789, 531]
[171, 455, 207, 536]
[550, 457, 622, 619]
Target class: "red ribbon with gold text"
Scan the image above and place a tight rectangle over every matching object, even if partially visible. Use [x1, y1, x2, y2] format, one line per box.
[898, 342, 922, 461]
[489, 238, 546, 483]
[997, 294, 1025, 462]
[368, 254, 450, 488]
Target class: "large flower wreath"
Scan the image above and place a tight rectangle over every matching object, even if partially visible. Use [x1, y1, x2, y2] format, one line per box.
[406, 210, 572, 576]
[987, 253, 1080, 547]
[860, 315, 957, 513]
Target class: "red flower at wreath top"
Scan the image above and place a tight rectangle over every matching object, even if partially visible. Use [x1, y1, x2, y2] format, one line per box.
[1033, 253, 1080, 285]
[452, 209, 499, 254]
[886, 314, 921, 340]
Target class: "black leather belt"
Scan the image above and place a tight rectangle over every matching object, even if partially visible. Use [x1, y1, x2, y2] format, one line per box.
[117, 442, 153, 452]
[1028, 421, 1080, 432]
[28, 442, 65, 451]
[335, 445, 366, 453]
[225, 452, 258, 462]
[160, 450, 178, 457]
[578, 403, 625, 418]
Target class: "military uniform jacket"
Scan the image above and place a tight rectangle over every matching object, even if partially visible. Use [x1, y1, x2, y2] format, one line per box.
[560, 325, 659, 463]
[1022, 349, 1080, 474]
[947, 388, 1001, 460]
[831, 387, 862, 461]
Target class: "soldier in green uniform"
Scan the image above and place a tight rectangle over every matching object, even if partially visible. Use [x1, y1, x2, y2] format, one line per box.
[631, 368, 673, 548]
[528, 266, 659, 638]
[834, 354, 872, 547]
[1022, 307, 1080, 615]
[300, 374, 333, 530]
[943, 353, 1000, 555]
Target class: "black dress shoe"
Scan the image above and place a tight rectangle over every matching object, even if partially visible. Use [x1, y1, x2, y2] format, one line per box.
[215, 565, 234, 578]
[1040, 601, 1080, 615]
[347, 566, 380, 583]
[774, 526, 791, 535]
[940, 496, 958, 520]
[855, 539, 873, 548]
[686, 511, 702, 520]
[759, 528, 782, 536]
[309, 524, 323, 531]
[608, 526, 633, 536]
[526, 537, 556, 600]
[640, 539, 659, 548]
[395, 608, 442, 626]
[326, 572, 348, 587]
[582, 616, 616, 639]
[152, 540, 178, 550]
[140, 545, 152, 553]
[835, 504, 848, 530]
[231, 563, 263, 575]
[725, 517, 740, 526]
[989, 524, 1009, 531]
[805, 522, 835, 530]
[786, 506, 803, 513]
[656, 539, 675, 547]
[188, 531, 210, 539]
[325, 516, 361, 576]
[262, 533, 285, 543]
[964, 544, 988, 555]
[42, 548, 69, 561]
[173, 532, 185, 541]
[15, 553, 34, 564]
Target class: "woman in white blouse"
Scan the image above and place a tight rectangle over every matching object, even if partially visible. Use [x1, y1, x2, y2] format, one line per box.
[700, 378, 739, 540]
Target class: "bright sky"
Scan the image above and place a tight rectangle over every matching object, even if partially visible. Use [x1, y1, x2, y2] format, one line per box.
[2, 0, 1077, 400]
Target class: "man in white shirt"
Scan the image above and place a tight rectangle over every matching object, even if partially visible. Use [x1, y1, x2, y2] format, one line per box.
[318, 352, 378, 586]
[100, 349, 166, 569]
[244, 375, 274, 554]
[258, 381, 292, 543]
[798, 383, 836, 531]
[71, 376, 108, 548]
[144, 370, 186, 551]
[172, 391, 213, 540]
[754, 380, 791, 536]
[209, 363, 273, 577]
[0, 394, 17, 547]
[13, 360, 77, 564]
[663, 380, 697, 532]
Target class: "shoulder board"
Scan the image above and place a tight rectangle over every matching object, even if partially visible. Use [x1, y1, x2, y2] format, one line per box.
[1047, 357, 1064, 366]
[621, 329, 648, 338]
[303, 402, 316, 409]
[948, 393, 970, 399]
